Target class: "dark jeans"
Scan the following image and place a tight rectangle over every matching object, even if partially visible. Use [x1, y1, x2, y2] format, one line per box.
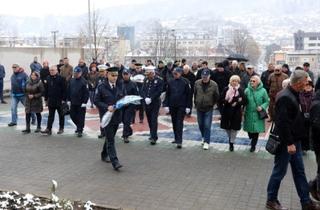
[248, 132, 259, 147]
[169, 107, 186, 144]
[70, 105, 86, 132]
[122, 105, 134, 138]
[101, 123, 120, 166]
[0, 79, 3, 101]
[267, 142, 311, 206]
[145, 101, 160, 140]
[47, 105, 64, 130]
[89, 90, 95, 107]
[26, 112, 41, 128]
[197, 110, 213, 144]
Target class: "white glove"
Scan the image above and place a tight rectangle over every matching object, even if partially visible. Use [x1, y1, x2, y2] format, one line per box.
[145, 97, 152, 105]
[67, 101, 71, 106]
[81, 103, 87, 108]
[164, 107, 170, 114]
[185, 108, 190, 114]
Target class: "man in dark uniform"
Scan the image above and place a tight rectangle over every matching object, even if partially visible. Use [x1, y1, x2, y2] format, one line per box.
[96, 64, 108, 138]
[163, 67, 192, 149]
[122, 68, 139, 143]
[41, 65, 66, 135]
[141, 66, 164, 145]
[67, 66, 89, 137]
[94, 66, 124, 171]
[132, 63, 145, 123]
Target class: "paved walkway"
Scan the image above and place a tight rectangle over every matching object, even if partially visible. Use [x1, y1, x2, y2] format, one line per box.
[0, 102, 318, 210]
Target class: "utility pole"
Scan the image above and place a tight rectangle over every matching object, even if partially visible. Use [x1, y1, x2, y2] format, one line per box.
[88, 0, 92, 57]
[51, 30, 59, 48]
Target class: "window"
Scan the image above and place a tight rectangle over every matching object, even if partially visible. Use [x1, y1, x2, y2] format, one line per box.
[309, 37, 317, 40]
[309, 43, 316, 47]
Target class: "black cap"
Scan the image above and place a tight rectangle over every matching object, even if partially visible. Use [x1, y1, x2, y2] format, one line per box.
[107, 67, 119, 72]
[135, 63, 143, 67]
[217, 63, 224, 68]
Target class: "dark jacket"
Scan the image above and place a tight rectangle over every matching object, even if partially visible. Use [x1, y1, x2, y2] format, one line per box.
[0, 64, 5, 80]
[78, 64, 89, 80]
[45, 74, 67, 107]
[261, 70, 273, 93]
[163, 77, 192, 108]
[68, 77, 89, 106]
[194, 79, 219, 112]
[141, 76, 164, 105]
[123, 80, 139, 96]
[182, 71, 196, 92]
[220, 86, 246, 130]
[212, 69, 231, 96]
[274, 86, 305, 146]
[11, 71, 28, 96]
[25, 78, 44, 113]
[310, 91, 320, 151]
[30, 62, 42, 73]
[40, 66, 50, 85]
[94, 80, 125, 125]
[241, 71, 259, 90]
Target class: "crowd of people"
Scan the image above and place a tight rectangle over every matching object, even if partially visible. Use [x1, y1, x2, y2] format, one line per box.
[2, 56, 320, 209]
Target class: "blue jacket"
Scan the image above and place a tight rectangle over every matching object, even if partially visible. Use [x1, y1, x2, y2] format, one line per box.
[11, 71, 28, 96]
[68, 77, 89, 105]
[163, 77, 192, 108]
[30, 62, 42, 73]
[0, 64, 5, 80]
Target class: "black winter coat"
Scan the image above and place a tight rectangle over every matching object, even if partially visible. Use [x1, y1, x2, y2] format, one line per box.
[274, 86, 305, 146]
[68, 77, 89, 105]
[44, 74, 67, 107]
[212, 70, 231, 96]
[220, 87, 246, 130]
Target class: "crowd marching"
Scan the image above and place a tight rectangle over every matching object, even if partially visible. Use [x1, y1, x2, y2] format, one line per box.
[2, 56, 320, 209]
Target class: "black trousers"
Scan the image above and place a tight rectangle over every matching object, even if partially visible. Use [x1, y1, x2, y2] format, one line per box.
[70, 105, 86, 132]
[145, 101, 160, 140]
[136, 101, 144, 122]
[47, 105, 64, 130]
[248, 132, 259, 147]
[170, 107, 186, 144]
[122, 105, 134, 138]
[101, 123, 120, 166]
[26, 112, 42, 128]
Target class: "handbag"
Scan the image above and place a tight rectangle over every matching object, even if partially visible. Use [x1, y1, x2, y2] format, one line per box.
[251, 89, 268, 120]
[61, 102, 70, 116]
[265, 123, 280, 155]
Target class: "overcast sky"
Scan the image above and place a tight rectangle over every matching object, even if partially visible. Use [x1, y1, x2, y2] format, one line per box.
[0, 0, 156, 17]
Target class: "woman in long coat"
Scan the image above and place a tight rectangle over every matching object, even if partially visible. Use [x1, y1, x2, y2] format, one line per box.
[243, 75, 270, 152]
[220, 75, 247, 151]
[22, 71, 44, 133]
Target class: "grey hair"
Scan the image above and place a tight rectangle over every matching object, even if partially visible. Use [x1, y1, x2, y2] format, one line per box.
[251, 75, 261, 84]
[50, 65, 58, 70]
[290, 70, 308, 85]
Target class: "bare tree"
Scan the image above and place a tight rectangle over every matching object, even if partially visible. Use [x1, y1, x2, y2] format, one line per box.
[80, 9, 109, 60]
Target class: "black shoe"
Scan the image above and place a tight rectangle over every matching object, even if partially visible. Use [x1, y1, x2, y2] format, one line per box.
[22, 129, 31, 134]
[34, 127, 41, 133]
[101, 156, 111, 163]
[302, 201, 320, 210]
[266, 200, 288, 210]
[8, 122, 17, 127]
[250, 146, 256, 152]
[77, 132, 83, 138]
[171, 140, 177, 144]
[123, 137, 129, 143]
[113, 162, 123, 171]
[150, 139, 156, 145]
[75, 130, 79, 134]
[98, 134, 105, 139]
[309, 180, 320, 201]
[177, 144, 182, 149]
[41, 129, 52, 135]
[57, 129, 64, 134]
[229, 143, 234, 152]
[1, 100, 7, 104]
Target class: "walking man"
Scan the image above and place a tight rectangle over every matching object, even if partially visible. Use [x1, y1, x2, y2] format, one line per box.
[8, 64, 28, 126]
[41, 65, 66, 135]
[68, 66, 89, 137]
[141, 66, 164, 145]
[266, 70, 320, 210]
[163, 67, 192, 149]
[0, 62, 6, 104]
[94, 66, 124, 170]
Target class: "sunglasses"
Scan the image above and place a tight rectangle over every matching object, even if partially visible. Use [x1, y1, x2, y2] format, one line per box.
[250, 80, 256, 83]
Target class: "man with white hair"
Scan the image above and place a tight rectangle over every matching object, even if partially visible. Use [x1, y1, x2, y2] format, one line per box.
[140, 66, 164, 145]
[182, 64, 196, 116]
[266, 70, 320, 210]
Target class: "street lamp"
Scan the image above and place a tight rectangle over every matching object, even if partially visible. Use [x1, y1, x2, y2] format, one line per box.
[51, 30, 59, 48]
[171, 29, 177, 61]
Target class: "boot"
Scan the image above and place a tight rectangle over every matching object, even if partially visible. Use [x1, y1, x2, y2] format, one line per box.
[34, 127, 41, 133]
[22, 123, 31, 134]
[229, 143, 234, 152]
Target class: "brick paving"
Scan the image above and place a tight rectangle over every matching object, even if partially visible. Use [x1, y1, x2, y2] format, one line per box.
[0, 102, 318, 210]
